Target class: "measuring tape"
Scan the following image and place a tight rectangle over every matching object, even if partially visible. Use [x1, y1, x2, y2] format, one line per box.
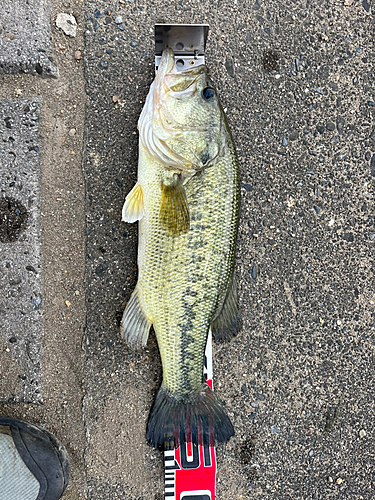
[163, 331, 216, 500]
[154, 24, 216, 500]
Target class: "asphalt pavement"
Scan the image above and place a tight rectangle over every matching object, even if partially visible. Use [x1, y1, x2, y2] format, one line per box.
[1, 0, 375, 499]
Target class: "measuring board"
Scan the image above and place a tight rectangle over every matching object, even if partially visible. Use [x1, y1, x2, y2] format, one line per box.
[154, 24, 217, 500]
[163, 331, 216, 500]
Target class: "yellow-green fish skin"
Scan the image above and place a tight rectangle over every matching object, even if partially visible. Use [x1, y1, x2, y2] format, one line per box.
[122, 48, 240, 447]
[138, 142, 239, 397]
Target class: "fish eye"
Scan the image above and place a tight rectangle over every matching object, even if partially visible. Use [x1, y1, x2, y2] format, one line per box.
[202, 87, 216, 101]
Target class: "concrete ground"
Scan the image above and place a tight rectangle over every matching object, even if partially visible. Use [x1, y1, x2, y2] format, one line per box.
[1, 0, 374, 499]
[0, 0, 87, 498]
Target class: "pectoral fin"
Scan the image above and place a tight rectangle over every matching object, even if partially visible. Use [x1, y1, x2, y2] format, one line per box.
[211, 273, 238, 342]
[159, 175, 189, 235]
[122, 183, 144, 223]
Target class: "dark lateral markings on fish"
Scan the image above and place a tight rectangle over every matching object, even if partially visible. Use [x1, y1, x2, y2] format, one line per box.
[121, 47, 239, 449]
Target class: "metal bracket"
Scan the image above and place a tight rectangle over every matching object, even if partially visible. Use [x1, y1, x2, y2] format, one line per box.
[155, 24, 209, 73]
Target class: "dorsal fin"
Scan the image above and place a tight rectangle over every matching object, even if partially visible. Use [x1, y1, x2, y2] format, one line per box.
[211, 273, 238, 342]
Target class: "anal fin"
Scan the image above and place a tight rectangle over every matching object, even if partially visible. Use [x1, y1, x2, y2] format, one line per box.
[122, 183, 144, 223]
[121, 287, 151, 347]
[211, 273, 238, 342]
[159, 174, 189, 235]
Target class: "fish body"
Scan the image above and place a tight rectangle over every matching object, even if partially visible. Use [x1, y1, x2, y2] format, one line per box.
[122, 49, 240, 448]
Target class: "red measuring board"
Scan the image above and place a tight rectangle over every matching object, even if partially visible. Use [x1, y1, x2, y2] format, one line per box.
[156, 25, 216, 499]
[163, 331, 216, 500]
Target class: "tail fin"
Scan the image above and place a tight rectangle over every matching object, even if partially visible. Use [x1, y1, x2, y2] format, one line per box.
[146, 383, 234, 449]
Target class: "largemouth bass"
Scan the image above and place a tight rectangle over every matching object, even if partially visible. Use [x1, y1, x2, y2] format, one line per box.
[121, 48, 240, 448]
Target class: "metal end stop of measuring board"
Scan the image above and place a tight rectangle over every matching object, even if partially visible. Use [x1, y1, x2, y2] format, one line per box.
[155, 24, 209, 73]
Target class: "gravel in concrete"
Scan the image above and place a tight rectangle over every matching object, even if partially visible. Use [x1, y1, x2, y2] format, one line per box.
[0, 0, 58, 77]
[0, 0, 88, 495]
[83, 0, 375, 499]
[2, 0, 373, 498]
[0, 98, 43, 403]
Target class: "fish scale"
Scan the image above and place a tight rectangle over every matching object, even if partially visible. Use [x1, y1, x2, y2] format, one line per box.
[138, 144, 239, 396]
[121, 48, 240, 448]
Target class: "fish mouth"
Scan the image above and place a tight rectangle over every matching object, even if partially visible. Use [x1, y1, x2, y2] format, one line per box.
[158, 48, 176, 76]
[156, 49, 208, 98]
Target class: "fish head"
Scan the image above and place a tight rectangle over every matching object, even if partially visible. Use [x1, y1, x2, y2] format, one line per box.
[139, 48, 225, 171]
